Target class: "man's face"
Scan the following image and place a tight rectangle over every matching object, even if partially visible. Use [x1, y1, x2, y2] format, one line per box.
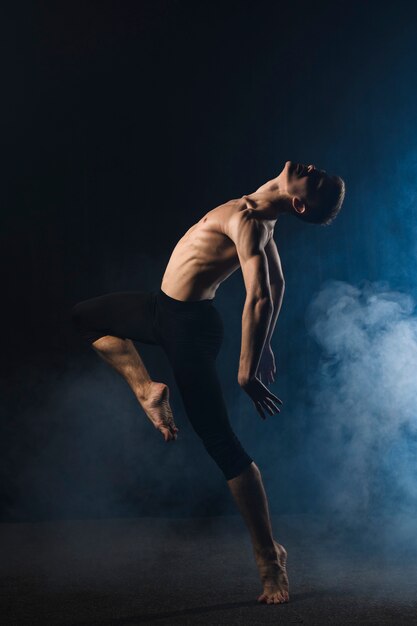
[279, 160, 327, 204]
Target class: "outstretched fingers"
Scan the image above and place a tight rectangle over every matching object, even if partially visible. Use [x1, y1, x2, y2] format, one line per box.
[267, 389, 283, 405]
[264, 397, 281, 414]
[254, 392, 283, 420]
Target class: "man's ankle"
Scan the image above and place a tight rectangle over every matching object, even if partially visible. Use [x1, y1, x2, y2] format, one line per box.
[253, 539, 276, 556]
[136, 380, 153, 401]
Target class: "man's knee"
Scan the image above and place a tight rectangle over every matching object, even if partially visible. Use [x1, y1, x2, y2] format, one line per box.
[70, 301, 89, 333]
[202, 430, 253, 481]
[70, 300, 105, 344]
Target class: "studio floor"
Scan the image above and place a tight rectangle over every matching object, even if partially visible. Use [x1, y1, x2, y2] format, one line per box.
[2, 513, 416, 625]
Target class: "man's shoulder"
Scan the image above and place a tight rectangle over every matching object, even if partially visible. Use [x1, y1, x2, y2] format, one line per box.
[226, 202, 270, 247]
[210, 197, 252, 234]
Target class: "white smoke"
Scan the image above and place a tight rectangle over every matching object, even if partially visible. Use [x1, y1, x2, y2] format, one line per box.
[305, 280, 417, 520]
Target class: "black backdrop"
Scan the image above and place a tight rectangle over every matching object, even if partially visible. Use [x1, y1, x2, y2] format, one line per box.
[2, 1, 417, 522]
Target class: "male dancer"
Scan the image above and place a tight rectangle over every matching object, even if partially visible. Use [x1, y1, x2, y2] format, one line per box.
[71, 160, 345, 605]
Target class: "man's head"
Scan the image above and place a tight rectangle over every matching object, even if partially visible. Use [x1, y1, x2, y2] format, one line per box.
[277, 160, 345, 226]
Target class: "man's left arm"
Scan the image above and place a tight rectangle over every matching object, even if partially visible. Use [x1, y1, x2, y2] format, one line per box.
[257, 237, 285, 382]
[264, 237, 285, 344]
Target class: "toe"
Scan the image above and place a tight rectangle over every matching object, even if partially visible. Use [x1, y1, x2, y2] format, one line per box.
[160, 427, 171, 441]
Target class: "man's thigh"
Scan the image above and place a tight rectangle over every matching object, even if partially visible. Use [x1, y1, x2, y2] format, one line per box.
[168, 352, 233, 438]
[72, 290, 158, 345]
[167, 351, 253, 478]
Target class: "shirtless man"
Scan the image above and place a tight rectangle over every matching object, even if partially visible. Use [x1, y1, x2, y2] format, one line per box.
[71, 160, 345, 605]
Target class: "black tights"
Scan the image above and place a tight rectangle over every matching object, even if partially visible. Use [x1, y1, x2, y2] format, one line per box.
[71, 288, 253, 480]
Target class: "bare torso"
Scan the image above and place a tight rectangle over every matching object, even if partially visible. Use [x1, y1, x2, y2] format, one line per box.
[160, 196, 276, 301]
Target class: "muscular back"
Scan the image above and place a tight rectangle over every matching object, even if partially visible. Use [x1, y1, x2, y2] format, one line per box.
[160, 196, 276, 301]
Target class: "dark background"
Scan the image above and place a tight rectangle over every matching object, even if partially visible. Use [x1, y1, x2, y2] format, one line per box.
[2, 0, 417, 523]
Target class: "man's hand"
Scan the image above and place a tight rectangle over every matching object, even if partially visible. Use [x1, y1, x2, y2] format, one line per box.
[238, 375, 283, 420]
[256, 343, 276, 385]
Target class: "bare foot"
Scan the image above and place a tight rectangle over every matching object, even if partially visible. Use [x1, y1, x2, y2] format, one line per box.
[255, 540, 289, 604]
[139, 382, 179, 442]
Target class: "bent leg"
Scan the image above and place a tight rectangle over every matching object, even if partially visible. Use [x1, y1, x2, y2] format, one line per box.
[71, 291, 157, 396]
[70, 292, 178, 441]
[90, 335, 153, 400]
[71, 291, 158, 345]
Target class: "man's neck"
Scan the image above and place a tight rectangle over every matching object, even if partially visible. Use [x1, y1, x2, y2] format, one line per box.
[243, 177, 289, 220]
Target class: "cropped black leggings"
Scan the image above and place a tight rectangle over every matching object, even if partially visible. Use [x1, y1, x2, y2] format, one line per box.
[71, 288, 253, 480]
